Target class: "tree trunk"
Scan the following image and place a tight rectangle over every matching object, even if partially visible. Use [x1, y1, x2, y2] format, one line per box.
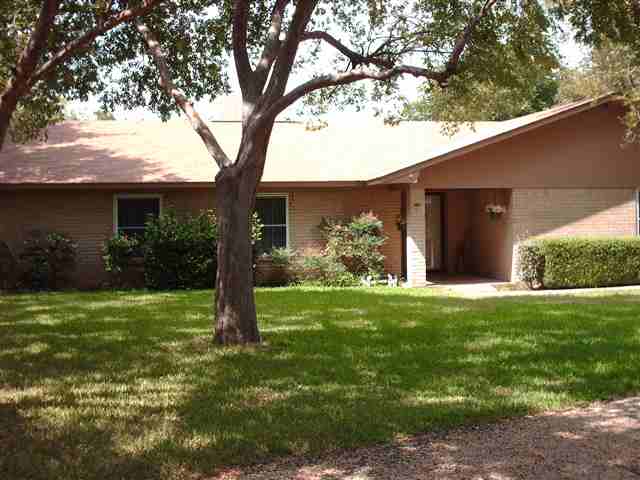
[0, 91, 19, 152]
[214, 165, 260, 345]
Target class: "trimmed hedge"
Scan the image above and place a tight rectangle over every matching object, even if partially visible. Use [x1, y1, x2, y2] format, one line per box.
[518, 237, 640, 289]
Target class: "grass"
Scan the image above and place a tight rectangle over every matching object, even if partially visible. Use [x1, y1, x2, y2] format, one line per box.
[1, 287, 639, 479]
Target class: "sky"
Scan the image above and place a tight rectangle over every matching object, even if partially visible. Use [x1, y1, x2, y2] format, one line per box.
[68, 26, 589, 123]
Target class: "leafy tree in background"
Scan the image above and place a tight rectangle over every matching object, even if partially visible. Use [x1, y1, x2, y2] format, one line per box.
[401, 62, 560, 123]
[401, 1, 640, 130]
[558, 41, 640, 142]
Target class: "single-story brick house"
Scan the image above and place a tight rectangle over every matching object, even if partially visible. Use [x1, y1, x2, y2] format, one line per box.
[1, 94, 639, 288]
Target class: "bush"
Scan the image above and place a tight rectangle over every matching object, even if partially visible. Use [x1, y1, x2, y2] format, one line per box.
[0, 240, 17, 290]
[321, 212, 387, 277]
[103, 209, 263, 290]
[254, 248, 297, 287]
[518, 243, 545, 289]
[143, 209, 218, 290]
[19, 231, 77, 290]
[103, 234, 140, 274]
[295, 254, 360, 287]
[518, 237, 640, 289]
[269, 247, 295, 266]
[102, 235, 142, 288]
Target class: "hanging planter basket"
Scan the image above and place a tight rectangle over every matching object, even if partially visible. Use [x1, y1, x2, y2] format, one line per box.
[485, 204, 507, 220]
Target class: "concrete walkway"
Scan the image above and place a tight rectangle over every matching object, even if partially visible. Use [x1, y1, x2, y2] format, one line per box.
[436, 282, 640, 299]
[215, 397, 640, 479]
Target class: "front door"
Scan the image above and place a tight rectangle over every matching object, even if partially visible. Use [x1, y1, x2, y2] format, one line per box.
[425, 193, 444, 271]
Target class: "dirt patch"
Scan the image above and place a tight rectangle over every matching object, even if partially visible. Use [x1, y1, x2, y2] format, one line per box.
[213, 397, 640, 479]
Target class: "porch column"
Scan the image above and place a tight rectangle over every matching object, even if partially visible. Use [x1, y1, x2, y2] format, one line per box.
[405, 184, 427, 287]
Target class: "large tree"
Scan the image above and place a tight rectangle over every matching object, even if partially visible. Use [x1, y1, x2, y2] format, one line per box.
[135, 0, 565, 344]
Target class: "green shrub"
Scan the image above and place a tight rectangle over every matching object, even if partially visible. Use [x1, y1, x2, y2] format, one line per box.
[106, 209, 263, 290]
[102, 235, 142, 288]
[269, 247, 295, 266]
[517, 243, 545, 289]
[143, 209, 218, 290]
[19, 231, 77, 290]
[321, 212, 387, 277]
[103, 234, 140, 274]
[254, 248, 297, 287]
[295, 254, 360, 287]
[0, 240, 17, 290]
[518, 237, 640, 289]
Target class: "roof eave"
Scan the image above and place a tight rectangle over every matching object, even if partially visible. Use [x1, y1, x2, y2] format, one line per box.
[0, 180, 367, 190]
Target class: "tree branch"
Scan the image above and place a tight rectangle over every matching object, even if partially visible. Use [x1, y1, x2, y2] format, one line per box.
[27, 0, 163, 88]
[444, 0, 498, 78]
[254, 0, 290, 92]
[265, 0, 499, 119]
[136, 21, 232, 169]
[232, 0, 254, 94]
[15, 0, 60, 86]
[264, 64, 444, 118]
[264, 0, 320, 100]
[0, 0, 60, 151]
[301, 31, 391, 68]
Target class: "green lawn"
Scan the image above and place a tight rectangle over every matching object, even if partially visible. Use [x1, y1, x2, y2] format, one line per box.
[1, 288, 639, 479]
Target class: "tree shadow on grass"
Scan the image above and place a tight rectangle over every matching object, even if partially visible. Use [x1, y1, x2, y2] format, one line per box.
[0, 289, 639, 479]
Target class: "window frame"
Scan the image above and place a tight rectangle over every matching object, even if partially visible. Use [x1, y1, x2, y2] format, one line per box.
[256, 193, 290, 250]
[113, 193, 163, 236]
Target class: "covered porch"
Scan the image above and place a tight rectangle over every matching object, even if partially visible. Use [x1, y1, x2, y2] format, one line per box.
[404, 186, 513, 286]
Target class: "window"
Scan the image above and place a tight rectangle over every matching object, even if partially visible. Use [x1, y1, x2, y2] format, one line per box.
[114, 195, 161, 237]
[255, 196, 288, 253]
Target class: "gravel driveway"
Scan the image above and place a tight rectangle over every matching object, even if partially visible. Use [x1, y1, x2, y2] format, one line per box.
[214, 397, 640, 480]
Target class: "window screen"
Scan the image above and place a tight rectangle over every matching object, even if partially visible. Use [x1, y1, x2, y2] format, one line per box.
[117, 197, 160, 237]
[255, 197, 287, 253]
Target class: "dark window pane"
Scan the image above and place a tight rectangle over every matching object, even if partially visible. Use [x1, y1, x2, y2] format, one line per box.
[256, 197, 286, 225]
[117, 198, 160, 231]
[256, 226, 287, 254]
[254, 197, 287, 254]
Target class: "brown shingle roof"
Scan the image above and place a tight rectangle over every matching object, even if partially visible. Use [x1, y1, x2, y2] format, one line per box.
[0, 95, 614, 186]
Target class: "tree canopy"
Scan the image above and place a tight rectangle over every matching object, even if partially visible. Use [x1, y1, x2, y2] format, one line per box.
[401, 60, 560, 123]
[0, 0, 227, 148]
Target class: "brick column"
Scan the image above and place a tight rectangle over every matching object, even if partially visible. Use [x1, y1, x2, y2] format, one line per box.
[405, 185, 427, 286]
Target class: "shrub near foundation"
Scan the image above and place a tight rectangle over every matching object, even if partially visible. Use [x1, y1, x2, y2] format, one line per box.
[518, 238, 640, 289]
[104, 209, 263, 290]
[143, 210, 219, 290]
[19, 231, 78, 290]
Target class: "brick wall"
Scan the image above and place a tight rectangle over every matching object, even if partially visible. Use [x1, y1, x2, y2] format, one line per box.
[0, 185, 403, 288]
[0, 190, 113, 287]
[510, 188, 638, 280]
[287, 187, 402, 276]
[468, 189, 513, 281]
